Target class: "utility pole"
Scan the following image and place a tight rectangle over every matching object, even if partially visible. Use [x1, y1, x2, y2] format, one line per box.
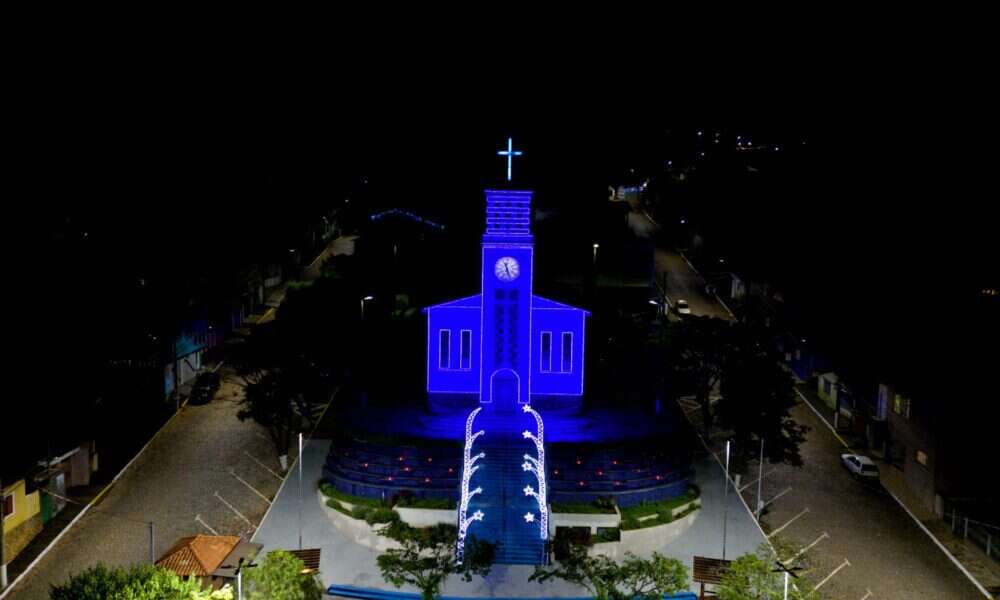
[149, 521, 155, 565]
[756, 438, 765, 519]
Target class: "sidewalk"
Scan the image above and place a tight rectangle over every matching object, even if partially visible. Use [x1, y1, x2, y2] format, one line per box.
[795, 383, 1000, 595]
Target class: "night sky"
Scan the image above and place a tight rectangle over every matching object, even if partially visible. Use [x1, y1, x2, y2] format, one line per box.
[12, 55, 998, 482]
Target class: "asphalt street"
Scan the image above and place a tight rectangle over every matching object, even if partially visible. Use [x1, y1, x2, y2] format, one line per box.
[4, 370, 288, 600]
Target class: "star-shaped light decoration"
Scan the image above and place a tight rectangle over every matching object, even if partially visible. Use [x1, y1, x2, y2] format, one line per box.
[523, 484, 535, 496]
[523, 430, 532, 439]
[472, 510, 484, 521]
[522, 462, 532, 472]
[524, 512, 535, 523]
[522, 404, 531, 413]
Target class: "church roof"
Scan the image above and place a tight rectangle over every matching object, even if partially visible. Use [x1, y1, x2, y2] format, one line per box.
[423, 294, 589, 315]
[532, 295, 590, 314]
[423, 294, 482, 311]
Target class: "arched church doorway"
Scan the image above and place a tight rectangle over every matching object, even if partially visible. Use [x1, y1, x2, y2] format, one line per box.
[488, 368, 521, 412]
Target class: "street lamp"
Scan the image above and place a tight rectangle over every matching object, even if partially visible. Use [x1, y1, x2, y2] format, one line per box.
[221, 556, 258, 600]
[772, 559, 802, 600]
[360, 296, 374, 320]
[592, 243, 599, 266]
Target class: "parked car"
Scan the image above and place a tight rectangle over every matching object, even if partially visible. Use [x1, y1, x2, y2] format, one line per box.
[841, 453, 879, 479]
[675, 299, 691, 315]
[189, 371, 221, 405]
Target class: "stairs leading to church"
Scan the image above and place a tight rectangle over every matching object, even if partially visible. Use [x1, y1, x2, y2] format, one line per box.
[462, 407, 547, 565]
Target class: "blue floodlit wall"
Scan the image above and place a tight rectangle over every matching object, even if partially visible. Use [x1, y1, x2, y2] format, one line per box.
[425, 189, 588, 402]
[530, 297, 587, 396]
[425, 295, 482, 394]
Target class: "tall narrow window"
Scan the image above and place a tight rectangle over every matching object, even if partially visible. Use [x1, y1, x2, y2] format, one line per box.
[438, 329, 450, 370]
[460, 330, 472, 370]
[561, 332, 573, 373]
[540, 331, 552, 372]
[2, 493, 13, 518]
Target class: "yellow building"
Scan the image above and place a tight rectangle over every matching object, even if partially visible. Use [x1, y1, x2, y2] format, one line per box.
[2, 478, 43, 564]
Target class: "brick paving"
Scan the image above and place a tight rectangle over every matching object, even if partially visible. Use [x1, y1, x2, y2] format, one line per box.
[4, 368, 293, 599]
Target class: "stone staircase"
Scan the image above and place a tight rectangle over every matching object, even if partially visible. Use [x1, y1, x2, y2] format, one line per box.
[463, 406, 547, 565]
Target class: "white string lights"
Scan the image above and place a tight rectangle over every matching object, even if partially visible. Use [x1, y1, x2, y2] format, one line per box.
[521, 404, 548, 539]
[457, 407, 485, 559]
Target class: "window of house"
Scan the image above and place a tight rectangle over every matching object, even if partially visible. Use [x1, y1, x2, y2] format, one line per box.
[2, 492, 13, 518]
[540, 332, 552, 373]
[560, 332, 573, 373]
[893, 394, 911, 418]
[460, 330, 472, 370]
[916, 450, 928, 467]
[438, 329, 450, 370]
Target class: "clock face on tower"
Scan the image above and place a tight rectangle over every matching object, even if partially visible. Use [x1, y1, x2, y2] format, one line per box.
[494, 256, 520, 282]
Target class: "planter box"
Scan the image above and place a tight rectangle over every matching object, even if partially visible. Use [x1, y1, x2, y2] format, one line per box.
[394, 506, 456, 528]
[588, 510, 699, 558]
[550, 506, 621, 536]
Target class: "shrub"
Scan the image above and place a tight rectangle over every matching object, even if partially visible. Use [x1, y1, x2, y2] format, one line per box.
[365, 507, 400, 525]
[396, 496, 457, 509]
[318, 482, 386, 508]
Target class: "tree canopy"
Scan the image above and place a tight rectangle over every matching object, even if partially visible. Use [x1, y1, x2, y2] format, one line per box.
[530, 544, 688, 600]
[50, 564, 233, 600]
[376, 523, 494, 600]
[243, 550, 324, 600]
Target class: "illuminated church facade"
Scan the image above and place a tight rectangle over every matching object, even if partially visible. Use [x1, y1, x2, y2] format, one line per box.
[424, 189, 588, 410]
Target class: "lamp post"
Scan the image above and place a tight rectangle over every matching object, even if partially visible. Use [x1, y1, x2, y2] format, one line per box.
[592, 243, 599, 266]
[1, 476, 6, 590]
[221, 557, 258, 600]
[772, 559, 802, 600]
[722, 439, 730, 560]
[360, 295, 374, 320]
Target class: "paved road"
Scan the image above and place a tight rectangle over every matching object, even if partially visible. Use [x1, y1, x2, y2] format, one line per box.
[4, 370, 287, 599]
[626, 209, 732, 321]
[734, 401, 982, 599]
[657, 228, 983, 598]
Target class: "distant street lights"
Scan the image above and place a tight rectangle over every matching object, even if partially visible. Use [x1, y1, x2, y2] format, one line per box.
[592, 243, 600, 266]
[360, 296, 374, 320]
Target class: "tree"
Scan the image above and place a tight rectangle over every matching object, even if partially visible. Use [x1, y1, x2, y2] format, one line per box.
[50, 564, 229, 600]
[717, 547, 811, 600]
[671, 315, 731, 429]
[530, 544, 688, 600]
[237, 370, 306, 470]
[376, 523, 494, 600]
[243, 550, 323, 600]
[716, 332, 808, 467]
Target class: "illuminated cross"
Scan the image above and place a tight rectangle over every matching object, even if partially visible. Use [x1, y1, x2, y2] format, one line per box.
[497, 137, 523, 182]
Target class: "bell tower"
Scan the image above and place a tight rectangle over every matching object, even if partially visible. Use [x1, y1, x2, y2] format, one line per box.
[479, 189, 533, 410]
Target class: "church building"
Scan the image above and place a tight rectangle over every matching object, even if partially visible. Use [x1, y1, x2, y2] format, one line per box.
[424, 189, 588, 411]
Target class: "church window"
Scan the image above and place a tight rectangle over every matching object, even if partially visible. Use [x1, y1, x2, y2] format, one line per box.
[460, 329, 472, 370]
[560, 332, 573, 373]
[438, 329, 450, 369]
[540, 331, 552, 372]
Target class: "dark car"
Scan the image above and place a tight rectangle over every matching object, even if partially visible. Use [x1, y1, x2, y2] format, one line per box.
[188, 371, 221, 405]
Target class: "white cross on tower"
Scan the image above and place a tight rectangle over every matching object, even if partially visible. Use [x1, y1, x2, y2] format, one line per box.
[497, 137, 523, 182]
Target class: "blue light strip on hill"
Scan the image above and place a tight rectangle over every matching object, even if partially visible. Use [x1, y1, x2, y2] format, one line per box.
[456, 407, 485, 561]
[521, 404, 548, 540]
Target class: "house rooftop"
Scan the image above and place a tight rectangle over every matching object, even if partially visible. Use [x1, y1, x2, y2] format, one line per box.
[156, 535, 242, 577]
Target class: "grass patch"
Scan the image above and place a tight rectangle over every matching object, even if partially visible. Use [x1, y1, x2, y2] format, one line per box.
[326, 498, 353, 516]
[395, 496, 456, 509]
[319, 482, 387, 508]
[619, 485, 700, 530]
[550, 502, 617, 514]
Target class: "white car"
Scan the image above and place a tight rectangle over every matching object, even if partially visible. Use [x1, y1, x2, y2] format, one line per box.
[841, 454, 879, 479]
[675, 299, 691, 315]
